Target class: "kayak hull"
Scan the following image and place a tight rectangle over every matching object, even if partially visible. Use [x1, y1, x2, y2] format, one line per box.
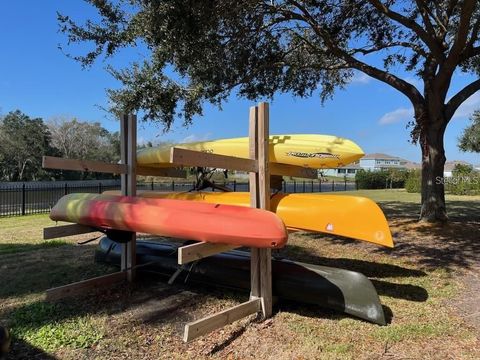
[104, 191, 393, 248]
[50, 193, 288, 248]
[137, 134, 364, 169]
[95, 236, 386, 325]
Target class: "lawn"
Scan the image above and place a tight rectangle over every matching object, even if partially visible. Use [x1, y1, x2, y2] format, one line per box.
[0, 189, 479, 359]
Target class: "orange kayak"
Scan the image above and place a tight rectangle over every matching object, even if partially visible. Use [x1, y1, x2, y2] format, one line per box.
[50, 193, 288, 248]
[104, 191, 393, 248]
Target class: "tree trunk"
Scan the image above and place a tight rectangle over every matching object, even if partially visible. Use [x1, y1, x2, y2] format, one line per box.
[419, 121, 448, 222]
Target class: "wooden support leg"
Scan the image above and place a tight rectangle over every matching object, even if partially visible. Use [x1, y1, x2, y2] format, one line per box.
[46, 272, 126, 302]
[183, 298, 261, 342]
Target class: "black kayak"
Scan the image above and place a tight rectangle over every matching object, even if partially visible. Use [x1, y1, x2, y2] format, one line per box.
[95, 237, 386, 325]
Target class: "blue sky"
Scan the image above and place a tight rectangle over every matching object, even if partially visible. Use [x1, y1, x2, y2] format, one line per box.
[1, 1, 479, 164]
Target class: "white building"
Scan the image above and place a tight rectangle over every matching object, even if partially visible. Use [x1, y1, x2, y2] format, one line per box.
[323, 153, 422, 178]
[359, 153, 407, 171]
[321, 163, 362, 178]
[443, 160, 473, 177]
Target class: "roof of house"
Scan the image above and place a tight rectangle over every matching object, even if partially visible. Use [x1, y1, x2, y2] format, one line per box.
[338, 163, 362, 169]
[362, 153, 401, 160]
[444, 160, 472, 172]
[403, 161, 422, 169]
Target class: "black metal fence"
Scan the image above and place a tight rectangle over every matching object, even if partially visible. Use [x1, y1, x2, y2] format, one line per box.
[0, 179, 357, 217]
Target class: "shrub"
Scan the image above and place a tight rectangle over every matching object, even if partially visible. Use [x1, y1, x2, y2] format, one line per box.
[445, 172, 480, 195]
[355, 169, 388, 189]
[355, 169, 407, 189]
[405, 170, 421, 193]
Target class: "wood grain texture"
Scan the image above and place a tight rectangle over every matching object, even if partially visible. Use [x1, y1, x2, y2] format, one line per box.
[178, 242, 238, 265]
[46, 272, 126, 302]
[257, 102, 273, 318]
[43, 224, 97, 240]
[183, 298, 261, 342]
[170, 147, 258, 172]
[42, 156, 127, 174]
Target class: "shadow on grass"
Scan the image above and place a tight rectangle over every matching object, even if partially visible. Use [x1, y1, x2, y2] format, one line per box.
[5, 338, 57, 360]
[0, 240, 68, 256]
[275, 245, 428, 303]
[376, 200, 480, 270]
[0, 243, 115, 300]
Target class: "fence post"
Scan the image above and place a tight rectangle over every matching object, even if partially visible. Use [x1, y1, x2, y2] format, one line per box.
[293, 180, 296, 193]
[171, 180, 175, 191]
[332, 180, 335, 191]
[98, 182, 102, 194]
[212, 181, 215, 192]
[311, 180, 314, 192]
[319, 179, 322, 192]
[64, 182, 68, 195]
[356, 180, 358, 190]
[302, 181, 306, 193]
[282, 180, 286, 193]
[344, 178, 347, 191]
[233, 180, 237, 192]
[151, 180, 154, 190]
[21, 183, 26, 216]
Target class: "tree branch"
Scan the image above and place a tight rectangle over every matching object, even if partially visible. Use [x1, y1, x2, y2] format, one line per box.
[283, 0, 424, 105]
[445, 78, 480, 120]
[366, 0, 444, 61]
[414, 0, 441, 40]
[437, 0, 476, 91]
[350, 42, 428, 57]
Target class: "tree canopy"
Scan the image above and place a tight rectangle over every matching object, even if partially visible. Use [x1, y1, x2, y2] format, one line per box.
[0, 111, 121, 181]
[458, 110, 480, 153]
[0, 111, 55, 181]
[58, 0, 480, 221]
[59, 1, 480, 133]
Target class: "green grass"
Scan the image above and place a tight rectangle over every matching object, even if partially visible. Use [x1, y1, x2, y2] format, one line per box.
[9, 301, 105, 352]
[0, 240, 68, 255]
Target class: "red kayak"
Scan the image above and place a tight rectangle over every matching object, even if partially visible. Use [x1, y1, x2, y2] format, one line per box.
[50, 193, 288, 248]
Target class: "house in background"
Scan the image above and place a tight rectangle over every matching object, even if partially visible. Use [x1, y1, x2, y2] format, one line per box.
[358, 153, 407, 171]
[443, 160, 474, 177]
[313, 153, 473, 179]
[323, 153, 421, 178]
[321, 162, 362, 178]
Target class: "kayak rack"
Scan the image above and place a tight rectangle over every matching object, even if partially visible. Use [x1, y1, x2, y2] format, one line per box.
[41, 102, 318, 342]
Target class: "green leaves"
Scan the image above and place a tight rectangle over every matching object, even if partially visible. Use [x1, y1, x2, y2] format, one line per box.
[458, 110, 480, 153]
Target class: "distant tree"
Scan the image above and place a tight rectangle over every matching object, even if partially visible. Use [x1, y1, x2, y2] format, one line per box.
[0, 110, 55, 181]
[458, 110, 480, 153]
[59, 1, 480, 221]
[48, 117, 120, 179]
[452, 163, 473, 176]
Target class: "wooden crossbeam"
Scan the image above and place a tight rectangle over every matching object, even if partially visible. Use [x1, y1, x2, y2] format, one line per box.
[137, 166, 187, 178]
[183, 298, 261, 342]
[270, 163, 317, 179]
[43, 224, 98, 240]
[42, 156, 127, 174]
[170, 148, 315, 179]
[178, 242, 238, 265]
[46, 271, 126, 302]
[170, 147, 258, 172]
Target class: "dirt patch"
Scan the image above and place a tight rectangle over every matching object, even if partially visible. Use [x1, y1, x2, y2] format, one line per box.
[452, 271, 480, 332]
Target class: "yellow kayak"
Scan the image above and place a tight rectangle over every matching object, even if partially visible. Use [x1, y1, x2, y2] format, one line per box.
[105, 191, 393, 247]
[137, 134, 364, 169]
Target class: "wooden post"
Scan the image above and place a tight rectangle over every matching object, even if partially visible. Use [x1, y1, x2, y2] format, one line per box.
[249, 106, 260, 299]
[120, 114, 137, 282]
[249, 103, 272, 318]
